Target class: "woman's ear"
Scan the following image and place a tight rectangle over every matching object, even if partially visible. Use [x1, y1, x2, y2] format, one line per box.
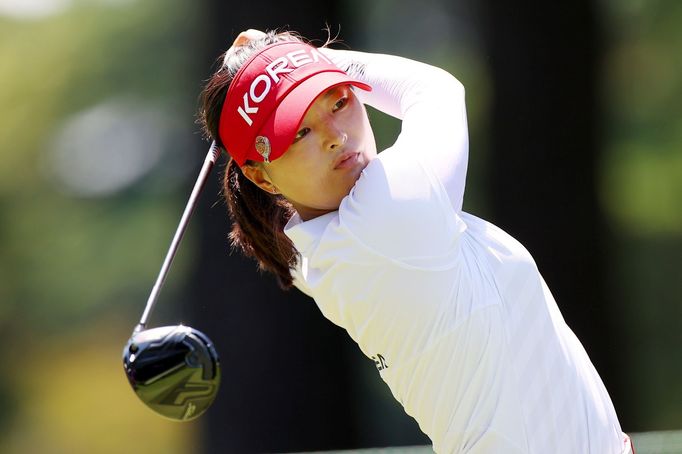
[241, 163, 279, 195]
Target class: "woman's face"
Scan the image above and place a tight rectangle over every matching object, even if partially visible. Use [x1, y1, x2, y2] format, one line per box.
[243, 85, 377, 220]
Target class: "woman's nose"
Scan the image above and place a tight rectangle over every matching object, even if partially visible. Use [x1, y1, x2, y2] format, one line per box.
[325, 125, 347, 151]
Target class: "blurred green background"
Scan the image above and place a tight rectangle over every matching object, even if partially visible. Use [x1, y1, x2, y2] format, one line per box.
[0, 0, 680, 452]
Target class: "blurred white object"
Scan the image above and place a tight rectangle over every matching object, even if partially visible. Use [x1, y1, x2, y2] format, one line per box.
[0, 0, 136, 19]
[47, 96, 173, 197]
[0, 0, 71, 19]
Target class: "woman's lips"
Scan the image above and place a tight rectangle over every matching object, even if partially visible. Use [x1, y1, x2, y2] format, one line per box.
[333, 151, 360, 169]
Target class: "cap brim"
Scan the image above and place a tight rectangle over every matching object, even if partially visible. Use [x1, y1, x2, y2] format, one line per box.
[258, 71, 371, 162]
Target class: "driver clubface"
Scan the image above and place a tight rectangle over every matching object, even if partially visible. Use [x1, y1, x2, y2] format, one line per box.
[123, 325, 220, 421]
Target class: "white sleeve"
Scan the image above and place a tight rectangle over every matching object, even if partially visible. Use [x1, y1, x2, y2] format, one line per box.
[339, 151, 465, 266]
[321, 48, 469, 212]
[290, 256, 313, 297]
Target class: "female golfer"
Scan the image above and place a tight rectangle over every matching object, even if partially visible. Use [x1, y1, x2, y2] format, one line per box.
[199, 29, 631, 453]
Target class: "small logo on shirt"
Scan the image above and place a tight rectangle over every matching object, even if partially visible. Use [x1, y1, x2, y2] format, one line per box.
[371, 354, 389, 372]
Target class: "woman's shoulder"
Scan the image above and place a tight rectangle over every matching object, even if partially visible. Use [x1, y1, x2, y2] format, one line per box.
[356, 148, 457, 206]
[338, 150, 465, 261]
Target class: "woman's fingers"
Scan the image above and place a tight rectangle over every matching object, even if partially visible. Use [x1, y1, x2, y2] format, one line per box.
[232, 29, 267, 47]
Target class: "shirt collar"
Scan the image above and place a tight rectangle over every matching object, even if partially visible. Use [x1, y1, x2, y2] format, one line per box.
[284, 211, 337, 253]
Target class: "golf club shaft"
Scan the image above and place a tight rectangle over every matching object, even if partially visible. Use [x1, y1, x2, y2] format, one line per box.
[136, 141, 220, 332]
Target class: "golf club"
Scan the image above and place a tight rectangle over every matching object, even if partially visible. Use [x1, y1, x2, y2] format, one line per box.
[123, 141, 221, 421]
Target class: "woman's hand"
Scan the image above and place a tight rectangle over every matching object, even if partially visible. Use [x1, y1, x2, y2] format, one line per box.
[223, 29, 267, 65]
[232, 29, 267, 47]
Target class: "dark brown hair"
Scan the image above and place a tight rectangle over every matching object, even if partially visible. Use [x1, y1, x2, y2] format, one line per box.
[197, 30, 305, 288]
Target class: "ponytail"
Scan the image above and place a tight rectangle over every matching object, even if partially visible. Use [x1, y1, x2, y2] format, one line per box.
[223, 158, 298, 288]
[198, 29, 310, 288]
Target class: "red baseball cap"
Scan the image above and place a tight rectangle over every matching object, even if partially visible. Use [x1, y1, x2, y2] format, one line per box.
[218, 41, 371, 166]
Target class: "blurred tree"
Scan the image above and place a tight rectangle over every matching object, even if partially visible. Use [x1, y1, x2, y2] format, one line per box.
[0, 1, 210, 452]
[598, 0, 682, 431]
[478, 0, 629, 426]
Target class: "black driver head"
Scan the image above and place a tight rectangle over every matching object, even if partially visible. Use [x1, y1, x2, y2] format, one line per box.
[123, 325, 220, 421]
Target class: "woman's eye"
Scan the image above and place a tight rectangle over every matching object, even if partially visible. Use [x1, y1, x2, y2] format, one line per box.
[294, 127, 310, 143]
[332, 97, 348, 112]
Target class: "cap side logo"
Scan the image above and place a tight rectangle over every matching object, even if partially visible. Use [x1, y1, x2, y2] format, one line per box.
[255, 136, 271, 162]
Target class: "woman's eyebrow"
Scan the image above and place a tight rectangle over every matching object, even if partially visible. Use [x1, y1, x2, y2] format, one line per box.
[322, 86, 345, 99]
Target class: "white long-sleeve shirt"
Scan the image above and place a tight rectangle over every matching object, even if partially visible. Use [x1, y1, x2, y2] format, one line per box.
[285, 48, 625, 453]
